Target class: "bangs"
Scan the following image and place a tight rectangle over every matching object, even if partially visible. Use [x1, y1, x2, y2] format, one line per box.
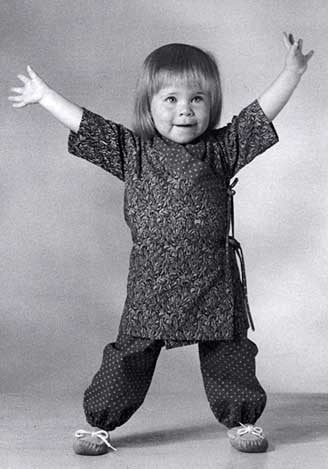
[147, 44, 217, 96]
[149, 68, 210, 96]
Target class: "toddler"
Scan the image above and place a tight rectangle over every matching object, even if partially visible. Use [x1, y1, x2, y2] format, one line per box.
[9, 33, 313, 455]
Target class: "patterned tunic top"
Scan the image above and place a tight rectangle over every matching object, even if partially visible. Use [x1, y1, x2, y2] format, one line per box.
[68, 100, 278, 348]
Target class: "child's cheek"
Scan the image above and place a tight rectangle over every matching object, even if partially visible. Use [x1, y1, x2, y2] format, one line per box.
[161, 108, 172, 120]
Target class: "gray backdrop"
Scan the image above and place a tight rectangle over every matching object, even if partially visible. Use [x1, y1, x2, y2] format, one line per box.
[1, 0, 327, 398]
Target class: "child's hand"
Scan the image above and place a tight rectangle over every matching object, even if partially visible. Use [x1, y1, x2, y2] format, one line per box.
[8, 66, 49, 108]
[283, 32, 314, 75]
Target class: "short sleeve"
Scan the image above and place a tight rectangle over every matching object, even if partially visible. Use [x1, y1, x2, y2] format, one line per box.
[212, 99, 279, 177]
[68, 108, 138, 181]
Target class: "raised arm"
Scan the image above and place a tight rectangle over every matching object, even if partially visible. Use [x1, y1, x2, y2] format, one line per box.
[258, 33, 314, 122]
[8, 66, 83, 132]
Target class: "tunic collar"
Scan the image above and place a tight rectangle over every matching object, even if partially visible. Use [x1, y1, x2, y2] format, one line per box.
[151, 134, 207, 181]
[154, 134, 206, 160]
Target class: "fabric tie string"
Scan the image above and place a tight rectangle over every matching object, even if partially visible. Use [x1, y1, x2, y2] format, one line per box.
[74, 429, 117, 451]
[226, 178, 255, 331]
[237, 423, 265, 439]
[225, 178, 238, 276]
[229, 237, 255, 331]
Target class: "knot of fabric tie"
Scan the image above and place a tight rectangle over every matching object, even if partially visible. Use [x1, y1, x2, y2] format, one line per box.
[237, 423, 265, 439]
[227, 177, 238, 196]
[74, 429, 117, 451]
[227, 187, 236, 197]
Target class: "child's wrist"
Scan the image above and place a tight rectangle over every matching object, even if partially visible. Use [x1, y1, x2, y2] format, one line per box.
[282, 66, 305, 77]
[281, 67, 303, 85]
[38, 85, 54, 107]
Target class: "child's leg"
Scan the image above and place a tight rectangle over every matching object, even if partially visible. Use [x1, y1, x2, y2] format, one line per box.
[83, 333, 163, 431]
[198, 338, 266, 429]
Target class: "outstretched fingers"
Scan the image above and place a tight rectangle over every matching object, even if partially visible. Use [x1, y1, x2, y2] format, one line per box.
[305, 49, 314, 62]
[9, 97, 26, 108]
[8, 95, 21, 102]
[283, 32, 295, 49]
[8, 82, 25, 107]
[295, 37, 314, 63]
[283, 32, 305, 51]
[284, 32, 314, 61]
[27, 65, 38, 79]
[9, 65, 45, 108]
[9, 81, 27, 107]
[10, 87, 24, 94]
[17, 73, 29, 85]
[8, 93, 24, 107]
[12, 101, 26, 108]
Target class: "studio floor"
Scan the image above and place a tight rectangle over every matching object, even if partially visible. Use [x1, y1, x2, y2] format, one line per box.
[1, 392, 327, 469]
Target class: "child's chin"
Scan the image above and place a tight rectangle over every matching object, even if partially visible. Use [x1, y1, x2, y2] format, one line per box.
[170, 134, 199, 144]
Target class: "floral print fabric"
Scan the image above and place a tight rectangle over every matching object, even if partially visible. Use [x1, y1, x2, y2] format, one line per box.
[68, 100, 278, 348]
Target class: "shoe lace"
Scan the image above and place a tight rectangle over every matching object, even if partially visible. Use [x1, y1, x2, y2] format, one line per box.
[237, 423, 265, 439]
[75, 429, 117, 451]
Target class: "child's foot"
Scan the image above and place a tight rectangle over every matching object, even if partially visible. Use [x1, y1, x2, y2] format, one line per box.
[227, 423, 269, 453]
[73, 429, 117, 455]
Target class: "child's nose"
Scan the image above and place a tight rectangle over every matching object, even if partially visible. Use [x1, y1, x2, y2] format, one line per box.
[179, 104, 194, 116]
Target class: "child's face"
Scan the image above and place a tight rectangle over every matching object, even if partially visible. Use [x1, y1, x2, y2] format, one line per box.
[150, 84, 210, 144]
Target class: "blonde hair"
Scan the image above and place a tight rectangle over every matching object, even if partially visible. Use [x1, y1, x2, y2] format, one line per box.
[132, 43, 222, 140]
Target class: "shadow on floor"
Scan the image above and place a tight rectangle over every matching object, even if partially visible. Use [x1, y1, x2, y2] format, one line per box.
[115, 394, 328, 449]
[115, 422, 222, 447]
[263, 393, 328, 446]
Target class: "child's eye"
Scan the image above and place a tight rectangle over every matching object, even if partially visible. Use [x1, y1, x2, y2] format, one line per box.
[165, 96, 177, 103]
[192, 96, 203, 103]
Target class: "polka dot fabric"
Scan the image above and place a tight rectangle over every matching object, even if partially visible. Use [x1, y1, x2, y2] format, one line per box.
[199, 338, 266, 428]
[154, 135, 213, 184]
[83, 334, 163, 431]
[83, 333, 266, 431]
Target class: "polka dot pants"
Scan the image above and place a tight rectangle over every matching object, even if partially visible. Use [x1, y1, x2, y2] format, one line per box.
[198, 338, 266, 428]
[83, 334, 266, 431]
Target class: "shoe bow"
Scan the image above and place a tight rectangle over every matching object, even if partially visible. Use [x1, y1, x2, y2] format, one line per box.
[236, 423, 265, 439]
[74, 429, 117, 451]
